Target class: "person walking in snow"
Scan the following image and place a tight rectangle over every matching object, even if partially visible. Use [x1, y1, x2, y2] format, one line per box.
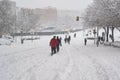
[96, 36, 100, 47]
[64, 35, 67, 44]
[56, 36, 61, 52]
[49, 36, 58, 56]
[68, 35, 71, 44]
[74, 33, 76, 38]
[59, 37, 62, 46]
[84, 38, 87, 46]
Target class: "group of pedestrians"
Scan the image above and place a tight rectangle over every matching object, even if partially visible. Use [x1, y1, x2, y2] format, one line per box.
[49, 36, 62, 56]
[64, 35, 71, 44]
[96, 36, 105, 47]
[84, 36, 105, 47]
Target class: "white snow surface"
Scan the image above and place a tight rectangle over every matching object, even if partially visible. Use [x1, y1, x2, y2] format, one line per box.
[0, 31, 120, 80]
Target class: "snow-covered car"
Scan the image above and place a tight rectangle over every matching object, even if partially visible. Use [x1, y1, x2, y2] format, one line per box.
[2, 35, 14, 42]
[0, 38, 11, 45]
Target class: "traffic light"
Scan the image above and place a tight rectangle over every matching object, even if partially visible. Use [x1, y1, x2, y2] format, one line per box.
[76, 16, 79, 21]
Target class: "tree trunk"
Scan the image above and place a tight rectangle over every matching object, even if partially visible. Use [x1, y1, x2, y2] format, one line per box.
[111, 27, 114, 42]
[103, 27, 106, 42]
[106, 27, 109, 42]
[103, 27, 106, 33]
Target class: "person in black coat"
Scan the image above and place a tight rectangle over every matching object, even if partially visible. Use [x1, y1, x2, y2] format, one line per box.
[74, 33, 76, 38]
[68, 35, 71, 44]
[84, 38, 87, 46]
[56, 36, 61, 52]
[96, 36, 101, 47]
[59, 37, 62, 46]
[64, 35, 67, 43]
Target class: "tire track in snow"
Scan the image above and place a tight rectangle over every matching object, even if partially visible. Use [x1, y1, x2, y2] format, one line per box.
[73, 45, 120, 80]
[58, 46, 74, 80]
[73, 46, 109, 80]
[88, 56, 120, 80]
[18, 65, 37, 80]
[66, 45, 90, 80]
[17, 59, 47, 80]
[16, 55, 48, 80]
[0, 46, 49, 80]
[0, 46, 43, 57]
[88, 56, 109, 80]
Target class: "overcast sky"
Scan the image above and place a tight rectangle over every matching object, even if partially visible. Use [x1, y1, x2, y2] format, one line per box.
[11, 0, 93, 11]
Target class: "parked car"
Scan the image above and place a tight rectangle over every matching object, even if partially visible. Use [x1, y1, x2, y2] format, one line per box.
[2, 35, 14, 42]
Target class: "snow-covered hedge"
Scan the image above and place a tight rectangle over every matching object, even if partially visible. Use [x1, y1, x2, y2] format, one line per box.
[111, 41, 120, 48]
[104, 41, 120, 48]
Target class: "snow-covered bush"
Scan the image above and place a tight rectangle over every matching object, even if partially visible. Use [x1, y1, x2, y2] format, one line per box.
[0, 38, 11, 45]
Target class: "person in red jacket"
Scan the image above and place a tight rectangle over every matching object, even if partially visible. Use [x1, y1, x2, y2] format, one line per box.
[50, 36, 58, 56]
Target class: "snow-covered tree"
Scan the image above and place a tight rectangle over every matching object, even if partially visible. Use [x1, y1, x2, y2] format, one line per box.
[83, 0, 120, 42]
[16, 8, 40, 32]
[0, 0, 16, 35]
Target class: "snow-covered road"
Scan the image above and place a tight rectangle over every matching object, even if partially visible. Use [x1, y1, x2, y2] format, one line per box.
[0, 32, 120, 80]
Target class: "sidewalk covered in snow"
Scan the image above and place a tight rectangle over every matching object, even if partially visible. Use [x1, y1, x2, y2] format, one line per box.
[0, 32, 120, 80]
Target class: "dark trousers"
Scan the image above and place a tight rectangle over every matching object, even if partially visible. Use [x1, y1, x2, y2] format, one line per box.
[51, 47, 56, 56]
[56, 45, 60, 52]
[96, 40, 99, 47]
[84, 41, 87, 45]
